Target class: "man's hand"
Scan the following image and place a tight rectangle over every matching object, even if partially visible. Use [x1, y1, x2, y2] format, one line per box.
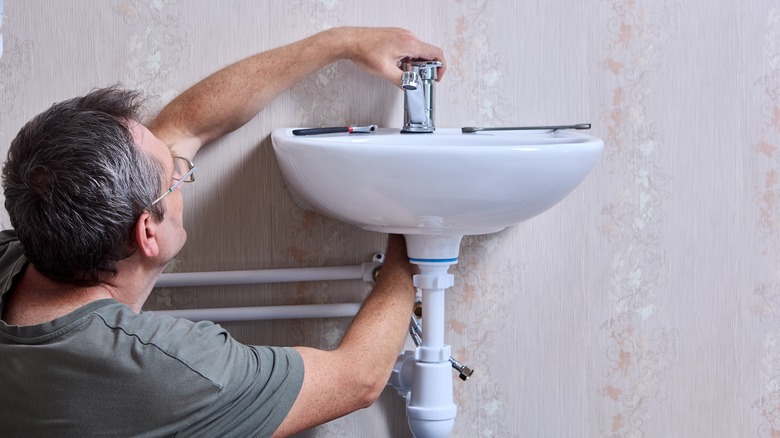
[339, 27, 447, 87]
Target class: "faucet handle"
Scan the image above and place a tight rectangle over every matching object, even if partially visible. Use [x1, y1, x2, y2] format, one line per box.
[402, 60, 443, 69]
[400, 60, 443, 86]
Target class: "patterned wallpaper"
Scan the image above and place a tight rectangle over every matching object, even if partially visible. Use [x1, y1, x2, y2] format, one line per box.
[0, 1, 776, 436]
[754, 6, 780, 437]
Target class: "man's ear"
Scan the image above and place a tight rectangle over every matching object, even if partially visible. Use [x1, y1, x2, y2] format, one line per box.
[134, 211, 160, 257]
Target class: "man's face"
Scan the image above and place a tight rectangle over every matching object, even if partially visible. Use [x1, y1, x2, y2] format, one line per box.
[130, 121, 188, 261]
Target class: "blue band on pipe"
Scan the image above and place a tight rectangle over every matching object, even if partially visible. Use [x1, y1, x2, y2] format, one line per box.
[408, 257, 459, 264]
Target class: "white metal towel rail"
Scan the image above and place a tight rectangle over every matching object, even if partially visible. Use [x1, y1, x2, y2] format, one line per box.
[151, 257, 382, 322]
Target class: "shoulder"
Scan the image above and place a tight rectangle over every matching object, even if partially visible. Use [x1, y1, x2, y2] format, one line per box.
[93, 304, 234, 377]
[91, 304, 303, 386]
[0, 230, 25, 264]
[97, 304, 228, 344]
[0, 230, 27, 300]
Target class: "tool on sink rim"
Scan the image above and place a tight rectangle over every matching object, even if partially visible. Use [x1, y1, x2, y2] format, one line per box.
[461, 123, 591, 133]
[292, 125, 377, 136]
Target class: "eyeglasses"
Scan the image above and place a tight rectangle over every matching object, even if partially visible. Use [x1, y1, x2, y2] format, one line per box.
[151, 156, 197, 206]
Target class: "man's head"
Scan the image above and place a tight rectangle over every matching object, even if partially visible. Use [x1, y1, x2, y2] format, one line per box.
[2, 86, 168, 286]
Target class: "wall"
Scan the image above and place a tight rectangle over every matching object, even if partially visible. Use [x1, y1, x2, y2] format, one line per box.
[0, 1, 776, 436]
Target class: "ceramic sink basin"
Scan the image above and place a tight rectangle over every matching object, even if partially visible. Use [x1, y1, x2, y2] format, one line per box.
[271, 127, 603, 262]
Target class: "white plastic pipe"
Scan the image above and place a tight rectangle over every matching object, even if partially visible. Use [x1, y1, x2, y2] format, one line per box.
[151, 261, 380, 321]
[407, 263, 457, 438]
[152, 303, 361, 322]
[414, 264, 454, 355]
[155, 263, 378, 288]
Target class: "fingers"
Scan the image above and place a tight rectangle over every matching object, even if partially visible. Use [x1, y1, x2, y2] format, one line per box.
[397, 31, 447, 82]
[383, 234, 417, 278]
[386, 64, 409, 89]
[385, 234, 408, 259]
[384, 53, 447, 88]
[346, 27, 446, 87]
[411, 41, 447, 80]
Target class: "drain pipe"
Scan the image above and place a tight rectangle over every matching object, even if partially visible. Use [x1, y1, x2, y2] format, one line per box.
[405, 263, 458, 437]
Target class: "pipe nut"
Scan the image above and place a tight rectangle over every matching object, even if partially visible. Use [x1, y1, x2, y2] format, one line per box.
[413, 302, 423, 318]
[457, 366, 474, 381]
[413, 273, 455, 290]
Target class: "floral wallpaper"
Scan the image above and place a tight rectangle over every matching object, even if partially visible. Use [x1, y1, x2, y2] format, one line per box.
[754, 7, 780, 437]
[0, 0, 776, 436]
[598, 1, 678, 435]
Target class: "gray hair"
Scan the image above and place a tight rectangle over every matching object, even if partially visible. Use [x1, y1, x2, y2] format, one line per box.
[2, 85, 167, 286]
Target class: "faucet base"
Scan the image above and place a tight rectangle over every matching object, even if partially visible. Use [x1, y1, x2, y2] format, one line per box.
[400, 128, 436, 134]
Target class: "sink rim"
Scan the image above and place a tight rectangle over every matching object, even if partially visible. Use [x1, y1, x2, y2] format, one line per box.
[272, 127, 601, 148]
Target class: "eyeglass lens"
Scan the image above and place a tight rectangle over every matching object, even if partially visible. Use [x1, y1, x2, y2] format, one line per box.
[174, 157, 193, 182]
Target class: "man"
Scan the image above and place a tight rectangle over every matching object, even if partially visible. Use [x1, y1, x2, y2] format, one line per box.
[0, 27, 445, 437]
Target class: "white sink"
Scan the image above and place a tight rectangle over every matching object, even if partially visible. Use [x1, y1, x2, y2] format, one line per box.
[272, 126, 603, 437]
[271, 127, 603, 263]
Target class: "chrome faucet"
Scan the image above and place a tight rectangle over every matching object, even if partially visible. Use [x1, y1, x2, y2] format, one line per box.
[401, 60, 443, 133]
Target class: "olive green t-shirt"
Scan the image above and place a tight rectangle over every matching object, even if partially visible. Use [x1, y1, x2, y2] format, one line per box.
[0, 230, 304, 437]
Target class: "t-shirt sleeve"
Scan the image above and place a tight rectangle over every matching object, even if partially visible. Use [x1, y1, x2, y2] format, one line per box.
[0, 229, 26, 305]
[181, 341, 305, 436]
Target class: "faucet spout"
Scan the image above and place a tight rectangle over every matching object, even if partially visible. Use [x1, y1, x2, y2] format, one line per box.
[403, 77, 428, 125]
[401, 61, 442, 133]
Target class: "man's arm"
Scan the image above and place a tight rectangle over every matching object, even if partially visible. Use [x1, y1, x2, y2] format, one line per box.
[273, 234, 417, 437]
[147, 27, 446, 159]
[147, 27, 442, 434]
